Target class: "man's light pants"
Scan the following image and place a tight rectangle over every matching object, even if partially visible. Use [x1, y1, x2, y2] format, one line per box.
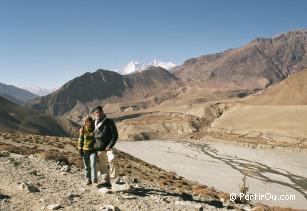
[97, 150, 116, 181]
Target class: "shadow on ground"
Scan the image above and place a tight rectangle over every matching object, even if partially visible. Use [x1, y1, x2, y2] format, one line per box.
[127, 187, 224, 208]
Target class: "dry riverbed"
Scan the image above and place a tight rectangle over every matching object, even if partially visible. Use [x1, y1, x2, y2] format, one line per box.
[117, 140, 307, 209]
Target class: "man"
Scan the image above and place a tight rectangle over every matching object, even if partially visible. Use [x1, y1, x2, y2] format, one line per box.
[93, 106, 118, 185]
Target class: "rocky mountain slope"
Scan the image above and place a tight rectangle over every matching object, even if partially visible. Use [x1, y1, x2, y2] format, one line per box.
[174, 30, 307, 90]
[28, 67, 183, 116]
[0, 96, 78, 136]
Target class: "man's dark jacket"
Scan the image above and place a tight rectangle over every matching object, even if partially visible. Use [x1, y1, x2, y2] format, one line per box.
[94, 116, 118, 151]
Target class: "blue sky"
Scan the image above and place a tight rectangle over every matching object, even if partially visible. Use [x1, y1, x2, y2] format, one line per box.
[0, 0, 306, 89]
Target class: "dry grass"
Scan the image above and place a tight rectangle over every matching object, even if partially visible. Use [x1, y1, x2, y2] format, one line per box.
[43, 149, 70, 165]
[0, 143, 41, 155]
[42, 149, 83, 168]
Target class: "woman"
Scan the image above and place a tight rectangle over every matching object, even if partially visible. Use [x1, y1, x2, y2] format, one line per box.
[78, 116, 97, 185]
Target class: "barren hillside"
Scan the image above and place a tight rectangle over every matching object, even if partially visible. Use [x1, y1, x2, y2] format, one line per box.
[247, 68, 307, 105]
[208, 68, 307, 146]
[174, 30, 307, 90]
[0, 96, 78, 136]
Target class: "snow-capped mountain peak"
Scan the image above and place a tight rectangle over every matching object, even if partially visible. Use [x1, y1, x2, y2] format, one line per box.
[122, 61, 142, 75]
[122, 59, 177, 75]
[23, 86, 56, 96]
[149, 59, 177, 70]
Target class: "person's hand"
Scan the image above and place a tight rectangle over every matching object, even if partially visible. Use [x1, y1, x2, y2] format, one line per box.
[79, 127, 84, 133]
[105, 147, 112, 151]
[79, 149, 83, 157]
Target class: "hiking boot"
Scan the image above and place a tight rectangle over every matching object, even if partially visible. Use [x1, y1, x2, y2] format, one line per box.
[85, 180, 92, 185]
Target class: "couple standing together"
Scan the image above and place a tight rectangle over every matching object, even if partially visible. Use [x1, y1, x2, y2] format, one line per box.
[78, 106, 118, 186]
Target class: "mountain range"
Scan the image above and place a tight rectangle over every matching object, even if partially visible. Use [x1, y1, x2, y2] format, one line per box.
[0, 82, 38, 105]
[27, 29, 307, 120]
[1, 29, 305, 142]
[28, 66, 182, 117]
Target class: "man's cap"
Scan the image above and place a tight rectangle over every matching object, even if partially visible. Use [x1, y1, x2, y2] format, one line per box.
[93, 106, 103, 113]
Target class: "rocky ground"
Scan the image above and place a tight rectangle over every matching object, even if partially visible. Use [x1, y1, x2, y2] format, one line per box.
[203, 131, 307, 153]
[0, 132, 296, 211]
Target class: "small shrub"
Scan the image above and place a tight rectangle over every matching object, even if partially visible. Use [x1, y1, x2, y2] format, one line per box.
[43, 149, 70, 165]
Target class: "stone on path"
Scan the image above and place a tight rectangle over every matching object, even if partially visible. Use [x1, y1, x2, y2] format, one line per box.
[18, 182, 40, 193]
[98, 187, 111, 194]
[46, 204, 61, 210]
[100, 204, 119, 211]
[111, 183, 131, 193]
